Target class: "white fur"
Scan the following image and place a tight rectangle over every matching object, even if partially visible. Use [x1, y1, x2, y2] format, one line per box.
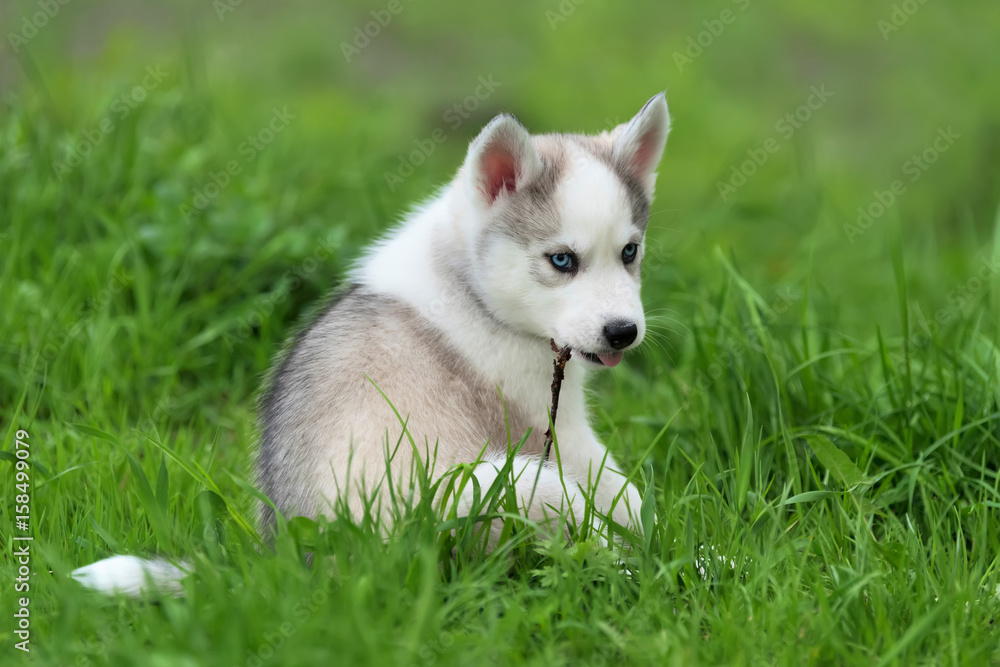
[71, 555, 189, 597]
[528, 144, 646, 353]
[354, 102, 669, 533]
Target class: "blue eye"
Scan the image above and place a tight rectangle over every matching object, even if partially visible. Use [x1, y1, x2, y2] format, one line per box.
[549, 253, 576, 272]
[622, 243, 638, 264]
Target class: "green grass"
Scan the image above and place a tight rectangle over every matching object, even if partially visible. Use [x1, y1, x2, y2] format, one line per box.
[2, 0, 1000, 664]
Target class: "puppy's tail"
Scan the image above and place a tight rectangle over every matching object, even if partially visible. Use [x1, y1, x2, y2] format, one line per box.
[71, 555, 190, 597]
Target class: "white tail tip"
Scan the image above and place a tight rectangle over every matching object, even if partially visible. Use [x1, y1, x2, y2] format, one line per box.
[71, 555, 190, 597]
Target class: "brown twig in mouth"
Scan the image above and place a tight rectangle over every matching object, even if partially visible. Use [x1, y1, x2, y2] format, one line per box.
[543, 338, 573, 462]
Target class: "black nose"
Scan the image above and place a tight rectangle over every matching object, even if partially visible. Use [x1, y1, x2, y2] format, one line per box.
[603, 321, 637, 350]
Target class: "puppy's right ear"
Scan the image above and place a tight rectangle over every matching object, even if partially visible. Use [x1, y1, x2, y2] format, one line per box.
[611, 93, 671, 199]
[465, 114, 542, 206]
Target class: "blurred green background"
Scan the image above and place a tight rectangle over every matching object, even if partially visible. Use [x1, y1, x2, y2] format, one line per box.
[5, 0, 999, 308]
[4, 0, 999, 425]
[2, 1, 1000, 663]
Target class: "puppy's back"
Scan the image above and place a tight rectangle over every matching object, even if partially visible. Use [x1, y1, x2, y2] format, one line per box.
[256, 286, 534, 530]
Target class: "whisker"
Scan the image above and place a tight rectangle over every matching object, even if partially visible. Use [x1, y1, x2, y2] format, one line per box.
[645, 316, 691, 336]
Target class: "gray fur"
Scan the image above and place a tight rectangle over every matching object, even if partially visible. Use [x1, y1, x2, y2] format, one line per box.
[485, 130, 651, 246]
[471, 104, 660, 250]
[257, 286, 541, 532]
[485, 137, 568, 246]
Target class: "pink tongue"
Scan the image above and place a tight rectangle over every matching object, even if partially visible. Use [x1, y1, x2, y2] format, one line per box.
[597, 352, 624, 367]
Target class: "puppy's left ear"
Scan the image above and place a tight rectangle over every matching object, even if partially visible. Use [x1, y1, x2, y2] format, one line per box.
[612, 92, 671, 199]
[465, 114, 543, 207]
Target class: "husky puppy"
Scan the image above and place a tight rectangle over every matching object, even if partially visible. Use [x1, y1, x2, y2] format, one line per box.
[257, 93, 671, 542]
[71, 95, 672, 594]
